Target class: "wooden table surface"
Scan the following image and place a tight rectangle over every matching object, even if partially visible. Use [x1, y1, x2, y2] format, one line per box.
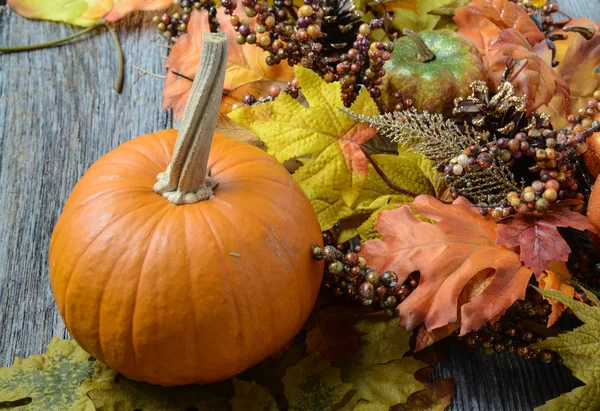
[1, 1, 599, 410]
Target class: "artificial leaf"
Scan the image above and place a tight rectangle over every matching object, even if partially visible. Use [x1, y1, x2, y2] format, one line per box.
[163, 7, 294, 118]
[340, 317, 426, 410]
[217, 81, 291, 148]
[8, 0, 102, 26]
[360, 195, 533, 342]
[488, 28, 570, 115]
[415, 268, 496, 349]
[0, 338, 116, 410]
[305, 306, 364, 365]
[538, 261, 575, 327]
[337, 151, 441, 242]
[496, 207, 598, 276]
[376, 0, 419, 12]
[8, 0, 171, 26]
[454, 0, 568, 113]
[231, 379, 278, 411]
[533, 288, 600, 411]
[393, 368, 455, 411]
[281, 352, 353, 411]
[540, 28, 600, 128]
[548, 18, 600, 64]
[87, 377, 233, 410]
[229, 66, 379, 230]
[101, 0, 172, 22]
[427, 0, 470, 17]
[454, 0, 545, 47]
[391, 0, 459, 33]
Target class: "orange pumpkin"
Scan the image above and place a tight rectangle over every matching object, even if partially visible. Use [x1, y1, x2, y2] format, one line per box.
[588, 176, 600, 230]
[48, 34, 323, 386]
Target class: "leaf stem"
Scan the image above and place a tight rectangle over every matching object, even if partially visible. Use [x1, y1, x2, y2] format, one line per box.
[104, 23, 124, 94]
[0, 21, 103, 53]
[360, 145, 419, 198]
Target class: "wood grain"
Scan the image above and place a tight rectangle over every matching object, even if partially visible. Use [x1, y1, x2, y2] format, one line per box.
[0, 1, 598, 410]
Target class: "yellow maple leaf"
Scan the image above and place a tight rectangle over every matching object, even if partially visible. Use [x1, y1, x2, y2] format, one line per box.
[229, 66, 380, 230]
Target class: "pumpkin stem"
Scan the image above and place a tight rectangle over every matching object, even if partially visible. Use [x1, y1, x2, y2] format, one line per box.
[153, 33, 228, 205]
[402, 29, 435, 63]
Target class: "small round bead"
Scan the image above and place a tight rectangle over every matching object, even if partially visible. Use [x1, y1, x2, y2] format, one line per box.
[359, 23, 371, 36]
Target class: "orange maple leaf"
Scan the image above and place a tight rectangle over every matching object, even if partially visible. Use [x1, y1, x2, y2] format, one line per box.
[163, 6, 295, 119]
[454, 0, 569, 114]
[540, 24, 600, 128]
[360, 195, 532, 346]
[538, 262, 575, 327]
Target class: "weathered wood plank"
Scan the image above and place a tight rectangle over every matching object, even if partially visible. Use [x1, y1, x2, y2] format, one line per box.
[0, 5, 171, 364]
[0, 1, 598, 410]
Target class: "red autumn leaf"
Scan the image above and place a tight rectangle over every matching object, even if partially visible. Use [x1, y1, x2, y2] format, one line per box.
[163, 6, 294, 119]
[496, 207, 598, 276]
[360, 195, 532, 344]
[305, 305, 363, 365]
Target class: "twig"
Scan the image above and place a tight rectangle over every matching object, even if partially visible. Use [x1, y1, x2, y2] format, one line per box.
[132, 65, 166, 80]
[360, 145, 419, 198]
[171, 69, 194, 82]
[0, 21, 103, 52]
[104, 22, 124, 93]
[508, 59, 529, 83]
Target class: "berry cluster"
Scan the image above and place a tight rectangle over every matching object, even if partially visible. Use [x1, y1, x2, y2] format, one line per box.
[458, 289, 557, 362]
[313, 228, 419, 316]
[449, 90, 600, 219]
[152, 1, 218, 42]
[513, 0, 559, 33]
[221, 0, 394, 105]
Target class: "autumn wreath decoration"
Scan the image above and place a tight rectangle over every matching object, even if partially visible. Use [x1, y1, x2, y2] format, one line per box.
[2, 0, 600, 409]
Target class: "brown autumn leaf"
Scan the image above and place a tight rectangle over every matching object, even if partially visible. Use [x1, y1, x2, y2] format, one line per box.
[454, 0, 568, 114]
[539, 27, 600, 128]
[305, 305, 364, 366]
[360, 195, 532, 345]
[538, 261, 575, 327]
[495, 207, 598, 276]
[163, 6, 295, 118]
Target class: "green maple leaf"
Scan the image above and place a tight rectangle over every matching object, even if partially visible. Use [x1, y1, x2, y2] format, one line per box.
[86, 377, 233, 410]
[533, 288, 600, 411]
[7, 0, 101, 26]
[391, 0, 463, 32]
[232, 353, 352, 411]
[0, 338, 116, 410]
[338, 317, 426, 410]
[229, 66, 380, 231]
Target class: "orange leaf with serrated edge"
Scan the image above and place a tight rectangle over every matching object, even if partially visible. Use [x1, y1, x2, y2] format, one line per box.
[360, 195, 532, 347]
[538, 261, 575, 327]
[163, 7, 294, 119]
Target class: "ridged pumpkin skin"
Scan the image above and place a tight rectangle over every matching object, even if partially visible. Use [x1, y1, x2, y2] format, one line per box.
[588, 176, 600, 231]
[49, 130, 323, 386]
